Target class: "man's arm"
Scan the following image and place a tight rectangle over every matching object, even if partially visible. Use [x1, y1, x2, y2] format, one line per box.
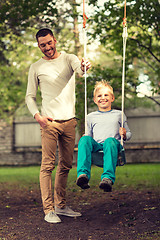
[26, 65, 54, 128]
[25, 65, 39, 117]
[68, 54, 91, 75]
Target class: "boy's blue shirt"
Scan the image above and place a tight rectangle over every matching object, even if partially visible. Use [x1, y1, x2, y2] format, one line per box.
[87, 109, 132, 144]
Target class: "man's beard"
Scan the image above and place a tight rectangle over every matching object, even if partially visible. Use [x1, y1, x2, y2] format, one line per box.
[44, 47, 56, 58]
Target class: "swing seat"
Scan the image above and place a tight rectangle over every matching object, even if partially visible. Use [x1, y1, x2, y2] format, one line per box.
[91, 148, 126, 168]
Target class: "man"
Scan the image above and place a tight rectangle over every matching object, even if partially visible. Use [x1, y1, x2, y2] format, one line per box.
[25, 28, 91, 223]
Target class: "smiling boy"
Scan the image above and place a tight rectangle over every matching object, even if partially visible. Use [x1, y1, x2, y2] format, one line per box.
[76, 80, 131, 192]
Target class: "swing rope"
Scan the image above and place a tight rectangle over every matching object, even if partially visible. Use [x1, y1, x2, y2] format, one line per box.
[83, 0, 128, 144]
[121, 0, 128, 146]
[83, 0, 88, 135]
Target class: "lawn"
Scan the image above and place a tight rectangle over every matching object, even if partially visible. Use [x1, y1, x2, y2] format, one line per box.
[0, 163, 159, 240]
[0, 163, 159, 191]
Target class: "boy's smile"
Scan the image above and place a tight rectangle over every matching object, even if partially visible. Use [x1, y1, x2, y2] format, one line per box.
[94, 87, 115, 112]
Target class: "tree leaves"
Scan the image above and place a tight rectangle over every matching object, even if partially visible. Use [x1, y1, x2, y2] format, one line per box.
[88, 0, 160, 98]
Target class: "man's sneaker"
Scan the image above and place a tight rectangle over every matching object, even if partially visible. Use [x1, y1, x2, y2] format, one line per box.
[44, 211, 61, 223]
[55, 206, 82, 217]
[76, 174, 90, 189]
[99, 178, 113, 192]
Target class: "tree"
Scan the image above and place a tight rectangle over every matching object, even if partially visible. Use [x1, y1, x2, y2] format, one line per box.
[3, 0, 159, 134]
[73, 0, 160, 134]
[88, 0, 160, 99]
[0, 29, 42, 120]
[0, 0, 59, 62]
[0, 0, 85, 122]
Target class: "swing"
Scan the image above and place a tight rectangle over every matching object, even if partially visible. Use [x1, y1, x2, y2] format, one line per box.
[92, 148, 126, 168]
[83, 0, 128, 168]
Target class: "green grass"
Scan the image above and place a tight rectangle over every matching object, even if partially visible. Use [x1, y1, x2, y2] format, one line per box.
[0, 163, 159, 191]
[0, 166, 40, 190]
[114, 163, 160, 190]
[68, 163, 160, 191]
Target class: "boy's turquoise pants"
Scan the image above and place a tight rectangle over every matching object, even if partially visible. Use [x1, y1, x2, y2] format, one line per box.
[77, 136, 123, 183]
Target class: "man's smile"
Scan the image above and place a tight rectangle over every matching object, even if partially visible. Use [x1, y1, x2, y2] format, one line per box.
[45, 49, 53, 53]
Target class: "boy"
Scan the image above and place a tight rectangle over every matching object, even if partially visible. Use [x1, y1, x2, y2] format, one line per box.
[76, 80, 131, 192]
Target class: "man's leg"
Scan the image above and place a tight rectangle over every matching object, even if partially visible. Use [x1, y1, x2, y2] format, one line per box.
[40, 122, 58, 215]
[54, 119, 81, 217]
[54, 118, 77, 209]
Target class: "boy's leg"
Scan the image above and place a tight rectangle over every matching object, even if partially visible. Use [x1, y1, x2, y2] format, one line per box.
[101, 137, 122, 184]
[77, 136, 101, 180]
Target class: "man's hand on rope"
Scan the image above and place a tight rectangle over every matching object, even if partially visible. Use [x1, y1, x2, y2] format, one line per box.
[81, 58, 91, 72]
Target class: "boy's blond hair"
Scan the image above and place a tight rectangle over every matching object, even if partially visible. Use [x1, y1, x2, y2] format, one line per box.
[93, 80, 114, 97]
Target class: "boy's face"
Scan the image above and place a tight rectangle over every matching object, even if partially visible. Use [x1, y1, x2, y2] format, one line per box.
[94, 86, 115, 112]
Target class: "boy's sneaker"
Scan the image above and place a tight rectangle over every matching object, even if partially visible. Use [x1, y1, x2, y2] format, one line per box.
[76, 174, 90, 189]
[55, 206, 82, 217]
[99, 178, 113, 192]
[44, 211, 61, 223]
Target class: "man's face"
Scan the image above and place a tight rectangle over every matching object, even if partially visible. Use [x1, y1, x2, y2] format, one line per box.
[38, 34, 57, 60]
[94, 86, 115, 112]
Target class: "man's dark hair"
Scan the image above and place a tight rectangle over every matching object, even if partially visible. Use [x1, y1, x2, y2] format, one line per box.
[36, 28, 54, 42]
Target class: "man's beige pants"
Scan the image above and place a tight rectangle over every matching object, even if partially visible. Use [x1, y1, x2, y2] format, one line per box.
[40, 118, 77, 215]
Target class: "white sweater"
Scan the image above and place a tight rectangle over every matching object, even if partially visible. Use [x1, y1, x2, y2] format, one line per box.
[25, 52, 84, 120]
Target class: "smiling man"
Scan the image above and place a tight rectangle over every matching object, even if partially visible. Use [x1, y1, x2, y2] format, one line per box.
[25, 28, 91, 223]
[37, 32, 59, 60]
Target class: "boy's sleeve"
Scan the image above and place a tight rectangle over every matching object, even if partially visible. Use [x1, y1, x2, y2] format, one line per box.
[87, 115, 93, 137]
[123, 114, 132, 141]
[25, 64, 39, 117]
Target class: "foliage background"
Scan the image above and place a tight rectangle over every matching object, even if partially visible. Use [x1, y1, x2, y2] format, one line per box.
[0, 0, 159, 134]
